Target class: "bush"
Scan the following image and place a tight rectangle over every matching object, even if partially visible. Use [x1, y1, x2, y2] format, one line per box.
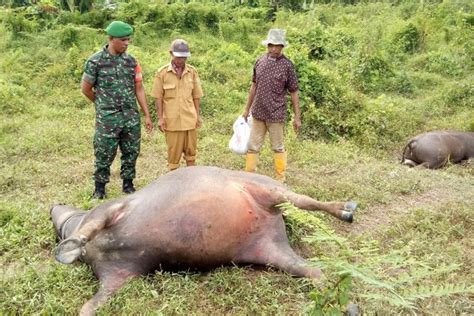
[4, 10, 38, 38]
[441, 81, 473, 108]
[115, 0, 149, 25]
[220, 19, 254, 50]
[388, 71, 415, 96]
[391, 22, 422, 54]
[59, 24, 79, 47]
[290, 26, 328, 60]
[351, 51, 394, 94]
[204, 10, 219, 33]
[350, 95, 421, 149]
[182, 5, 200, 31]
[0, 79, 28, 114]
[65, 44, 87, 81]
[290, 48, 362, 141]
[79, 9, 115, 29]
[412, 51, 464, 77]
[55, 11, 81, 25]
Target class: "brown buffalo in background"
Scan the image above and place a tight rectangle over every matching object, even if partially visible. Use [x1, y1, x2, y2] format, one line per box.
[401, 131, 474, 169]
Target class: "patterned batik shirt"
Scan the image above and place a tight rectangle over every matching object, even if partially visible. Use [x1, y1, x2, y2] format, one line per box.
[251, 54, 299, 123]
[82, 46, 143, 122]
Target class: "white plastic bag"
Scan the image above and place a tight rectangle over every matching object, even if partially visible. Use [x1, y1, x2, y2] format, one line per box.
[229, 115, 252, 155]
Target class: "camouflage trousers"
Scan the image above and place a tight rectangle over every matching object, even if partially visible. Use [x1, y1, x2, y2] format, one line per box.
[93, 116, 141, 183]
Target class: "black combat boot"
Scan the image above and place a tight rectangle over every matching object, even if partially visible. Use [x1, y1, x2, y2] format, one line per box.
[122, 179, 135, 194]
[92, 181, 106, 199]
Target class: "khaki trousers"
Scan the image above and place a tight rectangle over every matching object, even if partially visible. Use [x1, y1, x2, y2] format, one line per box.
[247, 118, 285, 153]
[165, 129, 197, 170]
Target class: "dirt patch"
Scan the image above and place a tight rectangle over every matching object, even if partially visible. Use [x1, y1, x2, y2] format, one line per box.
[338, 181, 474, 235]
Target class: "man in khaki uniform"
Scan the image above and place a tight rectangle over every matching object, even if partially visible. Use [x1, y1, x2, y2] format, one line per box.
[151, 39, 204, 171]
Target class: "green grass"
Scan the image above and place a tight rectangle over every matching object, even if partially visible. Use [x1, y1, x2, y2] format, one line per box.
[1, 1, 474, 315]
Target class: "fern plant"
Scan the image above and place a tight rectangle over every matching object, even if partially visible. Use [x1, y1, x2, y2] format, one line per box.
[278, 202, 474, 313]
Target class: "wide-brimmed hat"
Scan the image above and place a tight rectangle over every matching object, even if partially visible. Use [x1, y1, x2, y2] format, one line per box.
[261, 29, 288, 47]
[170, 39, 191, 57]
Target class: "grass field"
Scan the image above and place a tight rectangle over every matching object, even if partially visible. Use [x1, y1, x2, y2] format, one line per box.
[1, 1, 473, 314]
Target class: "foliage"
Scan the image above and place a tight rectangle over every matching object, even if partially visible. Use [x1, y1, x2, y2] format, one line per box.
[1, 1, 473, 315]
[280, 201, 474, 313]
[57, 0, 94, 13]
[309, 274, 353, 315]
[3, 9, 39, 38]
[58, 23, 79, 47]
[351, 50, 395, 94]
[391, 22, 422, 54]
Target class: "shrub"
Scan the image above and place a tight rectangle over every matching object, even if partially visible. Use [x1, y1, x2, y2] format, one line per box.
[441, 81, 473, 108]
[182, 6, 200, 31]
[388, 71, 415, 96]
[78, 9, 115, 29]
[290, 26, 328, 60]
[65, 44, 87, 81]
[290, 48, 362, 141]
[4, 11, 38, 38]
[199, 42, 252, 85]
[351, 51, 394, 94]
[412, 51, 464, 77]
[55, 10, 81, 25]
[204, 10, 219, 33]
[0, 79, 28, 114]
[59, 24, 79, 47]
[325, 29, 356, 59]
[220, 19, 254, 50]
[391, 22, 422, 54]
[115, 0, 149, 25]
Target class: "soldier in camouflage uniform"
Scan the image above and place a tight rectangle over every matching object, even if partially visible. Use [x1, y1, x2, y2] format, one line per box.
[81, 21, 153, 199]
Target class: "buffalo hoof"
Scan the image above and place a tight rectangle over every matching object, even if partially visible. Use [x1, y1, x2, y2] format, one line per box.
[344, 201, 358, 213]
[55, 236, 86, 264]
[341, 201, 357, 223]
[342, 211, 353, 223]
[345, 303, 360, 316]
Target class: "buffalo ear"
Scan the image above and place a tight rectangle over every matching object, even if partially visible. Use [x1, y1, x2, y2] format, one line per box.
[55, 236, 86, 264]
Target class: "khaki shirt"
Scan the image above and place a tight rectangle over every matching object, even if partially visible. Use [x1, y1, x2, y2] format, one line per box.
[151, 63, 204, 131]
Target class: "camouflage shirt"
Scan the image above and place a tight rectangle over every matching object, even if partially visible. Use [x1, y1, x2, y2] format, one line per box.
[82, 46, 142, 121]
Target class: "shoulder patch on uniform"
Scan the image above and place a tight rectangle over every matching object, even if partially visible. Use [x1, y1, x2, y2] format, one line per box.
[156, 64, 170, 75]
[186, 64, 196, 71]
[87, 50, 104, 63]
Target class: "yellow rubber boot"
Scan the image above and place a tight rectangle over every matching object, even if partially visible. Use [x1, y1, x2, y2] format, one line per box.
[245, 153, 258, 172]
[274, 152, 287, 182]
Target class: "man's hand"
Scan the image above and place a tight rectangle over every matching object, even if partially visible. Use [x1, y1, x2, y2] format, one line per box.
[293, 117, 301, 133]
[196, 116, 202, 129]
[158, 118, 167, 133]
[242, 109, 250, 121]
[145, 116, 153, 133]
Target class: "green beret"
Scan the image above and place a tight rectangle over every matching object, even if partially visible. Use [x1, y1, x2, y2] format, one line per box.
[105, 21, 133, 38]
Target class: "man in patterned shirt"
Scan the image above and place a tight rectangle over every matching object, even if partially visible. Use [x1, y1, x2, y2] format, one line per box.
[81, 21, 153, 199]
[242, 29, 301, 182]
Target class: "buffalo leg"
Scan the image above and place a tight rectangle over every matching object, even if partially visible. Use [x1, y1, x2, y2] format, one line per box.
[236, 239, 322, 280]
[283, 191, 357, 223]
[263, 246, 322, 279]
[80, 265, 139, 316]
[56, 201, 128, 264]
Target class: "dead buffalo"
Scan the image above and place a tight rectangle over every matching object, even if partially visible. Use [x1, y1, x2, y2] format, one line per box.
[401, 131, 474, 169]
[51, 166, 357, 315]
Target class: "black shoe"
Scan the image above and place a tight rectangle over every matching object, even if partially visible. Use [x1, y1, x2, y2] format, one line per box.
[122, 179, 135, 194]
[92, 181, 106, 199]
